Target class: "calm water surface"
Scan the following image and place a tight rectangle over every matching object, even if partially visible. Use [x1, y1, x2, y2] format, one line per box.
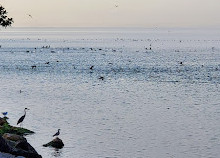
[0, 28, 220, 158]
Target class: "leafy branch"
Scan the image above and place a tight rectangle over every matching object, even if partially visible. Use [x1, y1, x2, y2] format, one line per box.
[0, 5, 13, 27]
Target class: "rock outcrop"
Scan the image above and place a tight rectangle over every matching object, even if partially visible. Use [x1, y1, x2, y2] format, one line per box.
[43, 137, 64, 149]
[0, 117, 41, 158]
[0, 117, 7, 126]
[0, 118, 34, 136]
[0, 133, 42, 158]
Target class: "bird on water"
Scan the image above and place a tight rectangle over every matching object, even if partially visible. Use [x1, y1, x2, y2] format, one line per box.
[90, 65, 94, 70]
[53, 129, 60, 137]
[17, 108, 29, 126]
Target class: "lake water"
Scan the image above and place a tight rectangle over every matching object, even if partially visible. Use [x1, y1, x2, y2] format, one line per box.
[0, 27, 220, 158]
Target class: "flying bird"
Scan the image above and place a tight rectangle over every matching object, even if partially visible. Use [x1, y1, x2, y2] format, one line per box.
[53, 129, 60, 137]
[27, 14, 33, 18]
[17, 108, 29, 126]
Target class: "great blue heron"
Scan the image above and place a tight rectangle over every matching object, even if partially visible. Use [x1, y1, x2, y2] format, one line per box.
[53, 129, 60, 137]
[17, 108, 29, 126]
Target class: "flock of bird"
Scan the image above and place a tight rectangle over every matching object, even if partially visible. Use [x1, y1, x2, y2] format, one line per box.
[2, 109, 60, 137]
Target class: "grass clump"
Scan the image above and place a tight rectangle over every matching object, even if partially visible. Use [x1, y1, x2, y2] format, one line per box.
[0, 121, 34, 136]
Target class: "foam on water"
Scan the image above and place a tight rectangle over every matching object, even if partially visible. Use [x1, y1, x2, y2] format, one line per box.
[0, 28, 220, 158]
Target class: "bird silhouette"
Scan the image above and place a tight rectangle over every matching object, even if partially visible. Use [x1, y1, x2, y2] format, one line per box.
[17, 108, 29, 126]
[27, 14, 32, 18]
[53, 129, 60, 137]
[98, 76, 104, 80]
[90, 65, 94, 70]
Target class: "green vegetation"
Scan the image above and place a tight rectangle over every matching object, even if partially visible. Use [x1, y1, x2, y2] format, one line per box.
[0, 119, 34, 136]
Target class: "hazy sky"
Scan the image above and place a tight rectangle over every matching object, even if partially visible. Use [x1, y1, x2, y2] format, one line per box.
[1, 0, 220, 27]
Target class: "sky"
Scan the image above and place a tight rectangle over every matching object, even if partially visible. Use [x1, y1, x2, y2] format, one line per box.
[1, 0, 220, 27]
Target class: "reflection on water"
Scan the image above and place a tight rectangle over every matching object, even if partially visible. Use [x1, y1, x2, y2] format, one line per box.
[0, 28, 219, 158]
[52, 148, 62, 157]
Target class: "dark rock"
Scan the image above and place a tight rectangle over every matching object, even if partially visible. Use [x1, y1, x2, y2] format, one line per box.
[16, 140, 29, 151]
[0, 117, 7, 126]
[3, 133, 25, 142]
[43, 137, 64, 149]
[3, 116, 9, 120]
[0, 135, 11, 152]
[0, 134, 42, 158]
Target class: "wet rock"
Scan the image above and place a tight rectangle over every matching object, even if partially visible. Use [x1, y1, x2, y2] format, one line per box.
[3, 133, 25, 142]
[0, 120, 39, 157]
[0, 134, 42, 158]
[0, 117, 7, 126]
[0, 152, 20, 158]
[0, 135, 11, 152]
[43, 137, 64, 149]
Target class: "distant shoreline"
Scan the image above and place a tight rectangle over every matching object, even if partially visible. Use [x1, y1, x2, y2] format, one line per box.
[2, 26, 220, 30]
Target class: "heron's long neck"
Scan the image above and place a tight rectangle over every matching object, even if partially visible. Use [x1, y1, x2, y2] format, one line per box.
[24, 110, 26, 116]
